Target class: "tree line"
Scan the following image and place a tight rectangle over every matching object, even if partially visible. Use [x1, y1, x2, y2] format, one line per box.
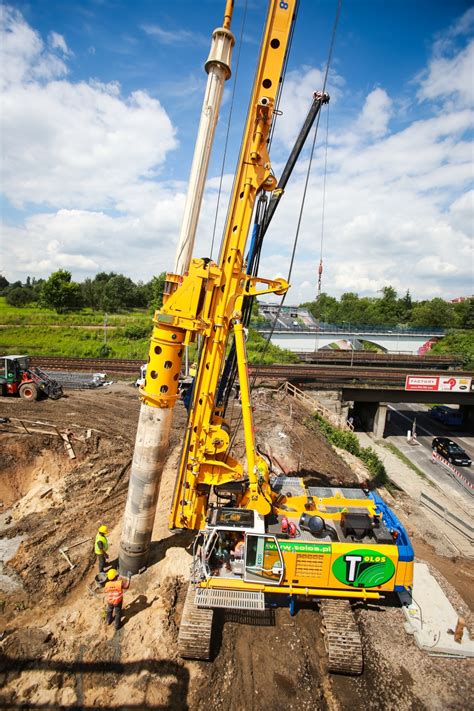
[0, 270, 166, 314]
[1, 273, 472, 330]
[301, 287, 473, 329]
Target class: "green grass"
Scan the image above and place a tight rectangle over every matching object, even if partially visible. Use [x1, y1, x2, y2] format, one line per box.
[0, 325, 151, 358]
[0, 299, 297, 363]
[0, 297, 152, 327]
[309, 413, 389, 486]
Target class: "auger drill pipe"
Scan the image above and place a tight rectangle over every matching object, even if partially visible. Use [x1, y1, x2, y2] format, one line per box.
[119, 3, 235, 576]
[174, 1, 235, 276]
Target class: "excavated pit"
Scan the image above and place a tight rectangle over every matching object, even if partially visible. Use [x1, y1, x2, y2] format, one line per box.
[0, 436, 72, 508]
[0, 383, 472, 710]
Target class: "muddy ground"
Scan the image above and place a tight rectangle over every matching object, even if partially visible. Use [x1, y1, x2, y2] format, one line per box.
[0, 383, 472, 710]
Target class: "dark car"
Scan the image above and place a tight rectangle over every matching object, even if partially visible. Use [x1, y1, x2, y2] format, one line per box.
[429, 406, 464, 427]
[432, 437, 472, 467]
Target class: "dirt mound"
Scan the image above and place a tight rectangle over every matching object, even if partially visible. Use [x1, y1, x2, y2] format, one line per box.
[0, 383, 472, 710]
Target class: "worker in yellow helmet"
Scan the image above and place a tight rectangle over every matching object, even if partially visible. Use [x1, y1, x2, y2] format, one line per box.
[94, 524, 109, 573]
[104, 568, 131, 631]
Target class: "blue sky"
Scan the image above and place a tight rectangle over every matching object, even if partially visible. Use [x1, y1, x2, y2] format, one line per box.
[1, 0, 473, 302]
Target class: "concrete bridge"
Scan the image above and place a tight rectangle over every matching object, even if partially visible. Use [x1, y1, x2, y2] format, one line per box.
[256, 328, 445, 355]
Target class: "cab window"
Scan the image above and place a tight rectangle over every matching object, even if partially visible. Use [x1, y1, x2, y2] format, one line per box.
[244, 535, 283, 585]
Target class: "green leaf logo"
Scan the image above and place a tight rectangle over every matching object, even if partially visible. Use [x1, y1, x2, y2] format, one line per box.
[332, 549, 396, 588]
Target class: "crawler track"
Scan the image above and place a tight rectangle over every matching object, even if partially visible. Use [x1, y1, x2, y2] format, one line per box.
[319, 599, 363, 675]
[178, 584, 214, 660]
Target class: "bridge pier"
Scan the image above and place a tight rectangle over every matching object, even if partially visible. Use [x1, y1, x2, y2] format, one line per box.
[354, 401, 387, 438]
[307, 389, 350, 424]
[460, 404, 474, 433]
[373, 403, 388, 438]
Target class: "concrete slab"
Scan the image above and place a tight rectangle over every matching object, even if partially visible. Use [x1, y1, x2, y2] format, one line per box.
[398, 562, 474, 657]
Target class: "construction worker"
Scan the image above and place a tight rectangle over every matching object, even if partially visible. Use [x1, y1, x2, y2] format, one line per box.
[95, 524, 109, 573]
[232, 534, 245, 560]
[104, 568, 130, 631]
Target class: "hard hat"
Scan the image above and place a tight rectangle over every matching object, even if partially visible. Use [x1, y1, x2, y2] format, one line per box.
[98, 525, 108, 534]
[107, 569, 118, 580]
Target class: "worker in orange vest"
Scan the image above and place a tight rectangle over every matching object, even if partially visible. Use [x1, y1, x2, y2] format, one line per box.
[104, 568, 130, 630]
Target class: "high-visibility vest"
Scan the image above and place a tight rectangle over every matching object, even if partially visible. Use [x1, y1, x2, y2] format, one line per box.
[94, 532, 109, 555]
[105, 580, 124, 605]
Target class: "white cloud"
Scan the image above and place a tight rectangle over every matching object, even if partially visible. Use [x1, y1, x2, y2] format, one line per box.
[356, 88, 392, 138]
[48, 31, 70, 55]
[141, 23, 206, 47]
[448, 190, 474, 233]
[0, 5, 472, 307]
[0, 5, 68, 85]
[417, 39, 474, 107]
[1, 206, 183, 281]
[417, 8, 474, 108]
[0, 7, 177, 212]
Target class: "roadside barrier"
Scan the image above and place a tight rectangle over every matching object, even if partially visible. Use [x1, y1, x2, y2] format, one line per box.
[431, 450, 474, 497]
[420, 491, 474, 544]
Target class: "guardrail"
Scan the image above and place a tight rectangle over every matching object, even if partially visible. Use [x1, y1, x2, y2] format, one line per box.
[431, 450, 474, 497]
[256, 321, 446, 335]
[420, 491, 474, 544]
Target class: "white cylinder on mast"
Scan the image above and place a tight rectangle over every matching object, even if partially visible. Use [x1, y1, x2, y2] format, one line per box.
[119, 5, 235, 575]
[174, 24, 235, 276]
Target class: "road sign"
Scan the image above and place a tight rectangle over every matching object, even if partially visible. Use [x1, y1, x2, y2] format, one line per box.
[405, 375, 472, 392]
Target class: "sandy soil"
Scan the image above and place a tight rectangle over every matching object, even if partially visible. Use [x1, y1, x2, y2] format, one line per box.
[0, 383, 472, 710]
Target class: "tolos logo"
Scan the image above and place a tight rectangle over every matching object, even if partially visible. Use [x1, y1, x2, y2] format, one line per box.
[332, 549, 396, 588]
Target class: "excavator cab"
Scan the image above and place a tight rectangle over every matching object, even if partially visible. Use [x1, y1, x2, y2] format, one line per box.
[2, 355, 27, 381]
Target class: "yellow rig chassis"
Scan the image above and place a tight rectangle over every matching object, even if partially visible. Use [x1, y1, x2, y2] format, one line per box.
[134, 0, 414, 673]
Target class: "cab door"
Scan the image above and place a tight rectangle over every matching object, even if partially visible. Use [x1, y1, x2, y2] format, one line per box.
[244, 534, 284, 585]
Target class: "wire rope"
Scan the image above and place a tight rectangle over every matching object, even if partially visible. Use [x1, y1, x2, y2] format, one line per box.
[250, 0, 342, 383]
[226, 1, 342, 458]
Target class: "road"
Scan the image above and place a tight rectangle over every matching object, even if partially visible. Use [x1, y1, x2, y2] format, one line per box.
[384, 402, 474, 505]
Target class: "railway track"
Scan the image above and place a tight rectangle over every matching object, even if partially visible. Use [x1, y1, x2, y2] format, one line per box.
[30, 356, 141, 374]
[295, 351, 462, 370]
[30, 356, 473, 389]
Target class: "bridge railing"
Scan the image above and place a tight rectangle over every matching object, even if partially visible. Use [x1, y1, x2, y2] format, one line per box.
[277, 381, 354, 432]
[255, 320, 446, 336]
